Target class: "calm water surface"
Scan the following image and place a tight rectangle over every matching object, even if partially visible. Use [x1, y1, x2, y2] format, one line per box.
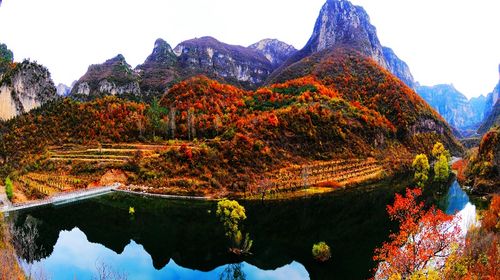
[8, 177, 472, 280]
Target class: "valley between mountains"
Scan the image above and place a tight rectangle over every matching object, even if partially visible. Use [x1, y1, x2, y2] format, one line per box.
[0, 0, 499, 279]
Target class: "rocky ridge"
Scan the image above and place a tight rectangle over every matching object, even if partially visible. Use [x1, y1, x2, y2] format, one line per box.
[416, 84, 487, 135]
[274, 0, 416, 88]
[248, 39, 297, 67]
[0, 44, 57, 120]
[70, 54, 141, 100]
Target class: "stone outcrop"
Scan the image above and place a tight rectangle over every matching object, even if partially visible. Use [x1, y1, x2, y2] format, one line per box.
[70, 54, 141, 100]
[0, 57, 57, 120]
[136, 39, 179, 96]
[173, 36, 273, 88]
[248, 39, 297, 67]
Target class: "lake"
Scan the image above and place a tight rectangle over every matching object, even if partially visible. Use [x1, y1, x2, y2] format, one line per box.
[8, 177, 473, 280]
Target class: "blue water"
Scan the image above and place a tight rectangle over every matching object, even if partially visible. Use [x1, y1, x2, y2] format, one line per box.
[11, 177, 439, 280]
[27, 227, 309, 280]
[444, 180, 470, 215]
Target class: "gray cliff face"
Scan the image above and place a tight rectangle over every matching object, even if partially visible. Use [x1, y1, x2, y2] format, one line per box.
[303, 0, 388, 68]
[416, 84, 487, 134]
[484, 66, 500, 117]
[71, 54, 141, 100]
[478, 65, 500, 133]
[173, 36, 274, 88]
[382, 47, 416, 89]
[248, 39, 297, 67]
[478, 100, 500, 134]
[76, 37, 297, 100]
[0, 59, 57, 120]
[276, 0, 416, 88]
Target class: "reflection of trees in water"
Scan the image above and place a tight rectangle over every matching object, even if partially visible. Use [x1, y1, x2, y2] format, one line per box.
[10, 215, 46, 279]
[219, 263, 246, 280]
[92, 261, 128, 280]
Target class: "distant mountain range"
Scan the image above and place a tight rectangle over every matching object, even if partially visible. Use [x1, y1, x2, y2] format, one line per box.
[1, 0, 462, 182]
[415, 65, 500, 137]
[0, 0, 484, 155]
[70, 37, 298, 101]
[70, 0, 417, 101]
[415, 84, 488, 136]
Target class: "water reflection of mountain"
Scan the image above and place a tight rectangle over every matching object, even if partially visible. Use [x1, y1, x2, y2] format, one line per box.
[443, 181, 470, 214]
[11, 177, 412, 279]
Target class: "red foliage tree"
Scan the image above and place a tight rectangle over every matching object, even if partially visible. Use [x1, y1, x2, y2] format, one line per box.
[374, 188, 461, 279]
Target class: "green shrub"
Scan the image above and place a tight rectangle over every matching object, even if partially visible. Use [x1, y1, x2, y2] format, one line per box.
[5, 177, 13, 201]
[312, 241, 331, 262]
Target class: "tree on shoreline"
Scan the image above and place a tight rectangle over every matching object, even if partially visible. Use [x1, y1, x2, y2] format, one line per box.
[432, 142, 450, 183]
[373, 188, 461, 279]
[216, 199, 253, 255]
[412, 154, 430, 188]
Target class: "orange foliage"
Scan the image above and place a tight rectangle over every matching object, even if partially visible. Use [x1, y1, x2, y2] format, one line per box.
[374, 188, 461, 279]
[483, 195, 500, 232]
[451, 159, 467, 182]
[267, 114, 279, 127]
[317, 181, 341, 188]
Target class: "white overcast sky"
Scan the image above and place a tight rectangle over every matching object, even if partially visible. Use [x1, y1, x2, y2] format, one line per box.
[0, 0, 499, 98]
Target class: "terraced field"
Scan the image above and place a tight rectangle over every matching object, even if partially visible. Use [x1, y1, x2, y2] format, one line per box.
[47, 143, 170, 163]
[16, 173, 86, 198]
[252, 158, 386, 195]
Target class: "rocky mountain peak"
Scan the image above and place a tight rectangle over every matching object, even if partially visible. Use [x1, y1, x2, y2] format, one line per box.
[144, 38, 177, 66]
[416, 84, 488, 135]
[248, 39, 297, 67]
[172, 36, 273, 89]
[0, 58, 57, 120]
[0, 43, 13, 63]
[304, 0, 387, 68]
[70, 54, 141, 99]
[106, 54, 127, 65]
[276, 0, 416, 89]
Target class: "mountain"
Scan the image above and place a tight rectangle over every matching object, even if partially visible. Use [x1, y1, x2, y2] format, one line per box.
[478, 100, 500, 134]
[269, 47, 462, 155]
[76, 37, 297, 101]
[474, 65, 500, 134]
[56, 83, 71, 96]
[248, 39, 297, 67]
[463, 126, 500, 193]
[70, 54, 141, 100]
[0, 44, 57, 120]
[383, 47, 416, 89]
[135, 38, 179, 98]
[173, 36, 274, 89]
[484, 67, 499, 117]
[274, 0, 416, 89]
[416, 84, 487, 135]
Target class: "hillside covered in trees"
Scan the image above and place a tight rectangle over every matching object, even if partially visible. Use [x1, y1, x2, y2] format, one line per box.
[0, 47, 463, 199]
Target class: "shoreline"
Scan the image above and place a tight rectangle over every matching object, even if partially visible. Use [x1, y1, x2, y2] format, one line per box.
[114, 188, 214, 201]
[1, 171, 408, 212]
[1, 184, 120, 213]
